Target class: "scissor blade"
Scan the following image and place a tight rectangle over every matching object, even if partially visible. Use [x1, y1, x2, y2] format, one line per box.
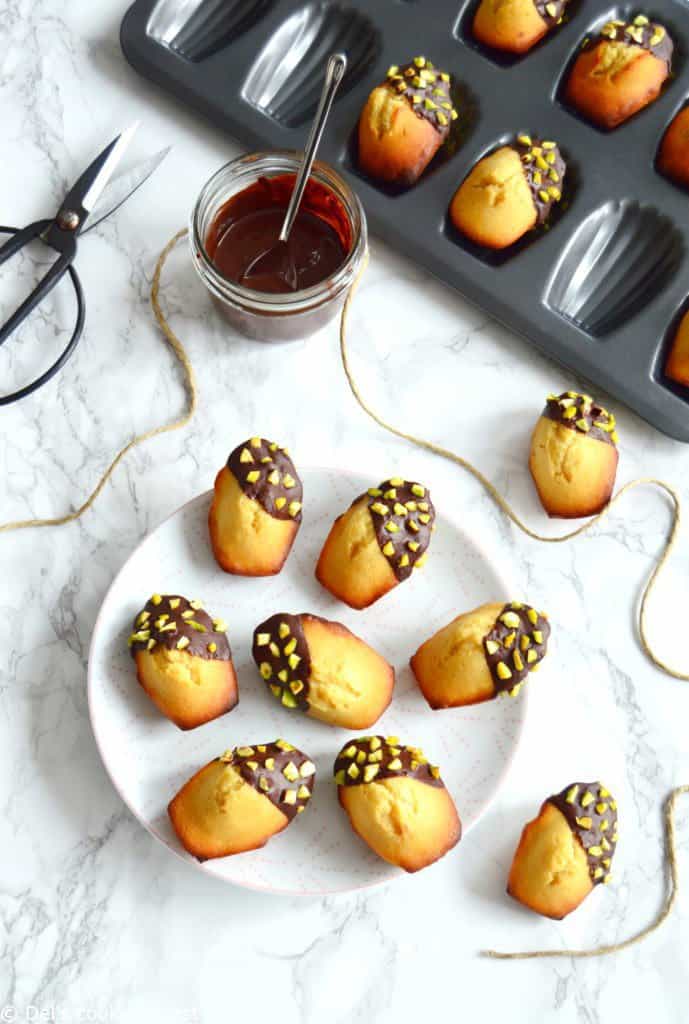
[83, 147, 171, 233]
[81, 123, 139, 215]
[56, 124, 139, 232]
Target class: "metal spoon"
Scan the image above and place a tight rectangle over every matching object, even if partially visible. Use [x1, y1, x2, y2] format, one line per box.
[241, 52, 347, 291]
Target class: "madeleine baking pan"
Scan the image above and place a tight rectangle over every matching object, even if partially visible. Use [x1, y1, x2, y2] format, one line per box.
[121, 0, 689, 440]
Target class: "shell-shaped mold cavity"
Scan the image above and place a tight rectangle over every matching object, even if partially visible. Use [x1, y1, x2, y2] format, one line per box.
[546, 199, 683, 336]
[241, 1, 381, 127]
[147, 0, 274, 61]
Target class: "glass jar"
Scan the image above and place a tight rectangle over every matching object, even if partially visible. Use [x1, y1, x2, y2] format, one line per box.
[190, 152, 368, 342]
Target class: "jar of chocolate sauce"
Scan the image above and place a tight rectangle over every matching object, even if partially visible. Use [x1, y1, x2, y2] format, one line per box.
[190, 152, 367, 342]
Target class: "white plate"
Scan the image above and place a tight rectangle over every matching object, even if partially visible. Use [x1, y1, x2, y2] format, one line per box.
[88, 466, 526, 894]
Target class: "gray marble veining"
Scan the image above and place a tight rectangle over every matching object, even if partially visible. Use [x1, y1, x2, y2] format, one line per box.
[1, 2, 689, 1021]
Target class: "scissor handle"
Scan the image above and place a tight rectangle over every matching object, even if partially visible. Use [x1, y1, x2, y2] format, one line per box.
[0, 220, 50, 262]
[0, 225, 85, 406]
[0, 219, 78, 349]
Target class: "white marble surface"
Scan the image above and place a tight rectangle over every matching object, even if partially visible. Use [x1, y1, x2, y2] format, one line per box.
[2, 1, 689, 1021]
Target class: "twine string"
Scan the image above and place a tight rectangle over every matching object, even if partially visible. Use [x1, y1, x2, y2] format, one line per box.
[0, 228, 195, 534]
[1, 229, 686, 960]
[482, 784, 689, 959]
[339, 252, 687, 680]
[339, 252, 688, 958]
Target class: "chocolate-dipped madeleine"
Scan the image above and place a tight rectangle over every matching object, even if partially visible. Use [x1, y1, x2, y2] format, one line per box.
[449, 134, 565, 249]
[529, 391, 619, 518]
[252, 612, 394, 729]
[565, 16, 672, 130]
[358, 56, 458, 186]
[658, 107, 689, 191]
[168, 740, 316, 860]
[315, 478, 435, 609]
[473, 0, 568, 55]
[208, 437, 302, 576]
[411, 600, 550, 708]
[128, 594, 238, 729]
[508, 781, 618, 918]
[665, 308, 689, 387]
[334, 736, 461, 871]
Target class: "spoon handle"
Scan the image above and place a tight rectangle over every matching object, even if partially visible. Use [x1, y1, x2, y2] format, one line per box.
[278, 52, 348, 243]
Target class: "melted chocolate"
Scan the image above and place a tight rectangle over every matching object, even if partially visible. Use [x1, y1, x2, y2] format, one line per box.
[514, 136, 566, 224]
[252, 612, 312, 712]
[592, 16, 672, 65]
[365, 478, 435, 582]
[334, 735, 444, 788]
[549, 781, 618, 884]
[226, 437, 303, 522]
[543, 391, 618, 445]
[483, 602, 550, 696]
[383, 57, 457, 135]
[128, 594, 231, 661]
[534, 0, 568, 27]
[220, 740, 316, 822]
[205, 175, 350, 294]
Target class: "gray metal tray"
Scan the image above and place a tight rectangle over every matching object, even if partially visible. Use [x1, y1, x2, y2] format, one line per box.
[121, 0, 689, 440]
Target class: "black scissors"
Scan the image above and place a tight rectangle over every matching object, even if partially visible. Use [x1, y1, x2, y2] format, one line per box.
[0, 123, 169, 405]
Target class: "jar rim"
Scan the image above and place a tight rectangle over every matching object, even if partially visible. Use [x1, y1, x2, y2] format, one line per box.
[191, 151, 367, 313]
